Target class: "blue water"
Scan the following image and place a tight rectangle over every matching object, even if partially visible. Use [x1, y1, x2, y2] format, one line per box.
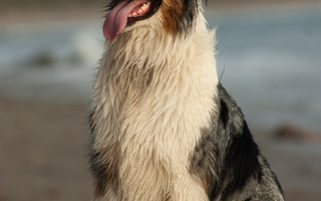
[208, 7, 321, 130]
[0, 7, 320, 131]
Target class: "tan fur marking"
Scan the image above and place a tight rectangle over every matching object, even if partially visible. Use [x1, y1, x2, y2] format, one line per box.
[161, 0, 184, 33]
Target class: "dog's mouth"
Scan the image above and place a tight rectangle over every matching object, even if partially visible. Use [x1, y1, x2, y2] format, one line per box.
[104, 0, 161, 41]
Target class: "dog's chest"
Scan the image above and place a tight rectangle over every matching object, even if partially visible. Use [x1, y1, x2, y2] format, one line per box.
[105, 63, 218, 201]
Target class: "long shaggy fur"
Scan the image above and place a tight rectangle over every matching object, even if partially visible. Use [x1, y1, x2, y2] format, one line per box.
[89, 1, 284, 201]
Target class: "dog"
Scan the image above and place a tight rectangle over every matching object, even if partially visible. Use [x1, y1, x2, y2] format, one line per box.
[88, 0, 285, 200]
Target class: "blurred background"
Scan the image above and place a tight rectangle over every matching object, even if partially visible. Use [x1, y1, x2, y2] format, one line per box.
[0, 0, 321, 200]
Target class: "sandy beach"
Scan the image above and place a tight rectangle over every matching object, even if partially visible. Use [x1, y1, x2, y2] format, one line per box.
[0, 98, 92, 201]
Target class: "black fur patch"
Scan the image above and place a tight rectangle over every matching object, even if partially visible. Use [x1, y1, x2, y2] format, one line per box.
[180, 0, 199, 31]
[190, 84, 267, 201]
[217, 85, 264, 200]
[190, 118, 221, 199]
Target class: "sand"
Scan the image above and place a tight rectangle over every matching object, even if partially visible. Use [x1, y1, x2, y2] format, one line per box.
[0, 98, 92, 201]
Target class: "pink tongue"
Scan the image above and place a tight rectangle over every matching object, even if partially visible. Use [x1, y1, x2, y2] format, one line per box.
[103, 0, 148, 41]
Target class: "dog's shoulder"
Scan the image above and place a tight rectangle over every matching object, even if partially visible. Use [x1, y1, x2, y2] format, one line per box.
[217, 84, 263, 199]
[191, 84, 284, 201]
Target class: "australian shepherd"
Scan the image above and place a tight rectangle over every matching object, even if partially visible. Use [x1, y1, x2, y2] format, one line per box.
[88, 0, 285, 201]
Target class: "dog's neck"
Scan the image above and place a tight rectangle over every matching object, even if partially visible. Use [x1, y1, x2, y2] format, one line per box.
[103, 13, 217, 76]
[93, 12, 219, 148]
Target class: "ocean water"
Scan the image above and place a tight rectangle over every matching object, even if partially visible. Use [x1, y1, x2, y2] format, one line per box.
[0, 7, 320, 131]
[208, 7, 321, 131]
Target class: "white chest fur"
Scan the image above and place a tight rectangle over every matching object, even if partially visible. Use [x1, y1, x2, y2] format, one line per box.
[92, 16, 218, 201]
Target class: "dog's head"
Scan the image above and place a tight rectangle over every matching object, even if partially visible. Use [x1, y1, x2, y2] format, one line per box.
[103, 0, 201, 41]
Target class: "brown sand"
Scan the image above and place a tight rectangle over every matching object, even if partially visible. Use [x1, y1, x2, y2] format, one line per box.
[0, 98, 92, 201]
